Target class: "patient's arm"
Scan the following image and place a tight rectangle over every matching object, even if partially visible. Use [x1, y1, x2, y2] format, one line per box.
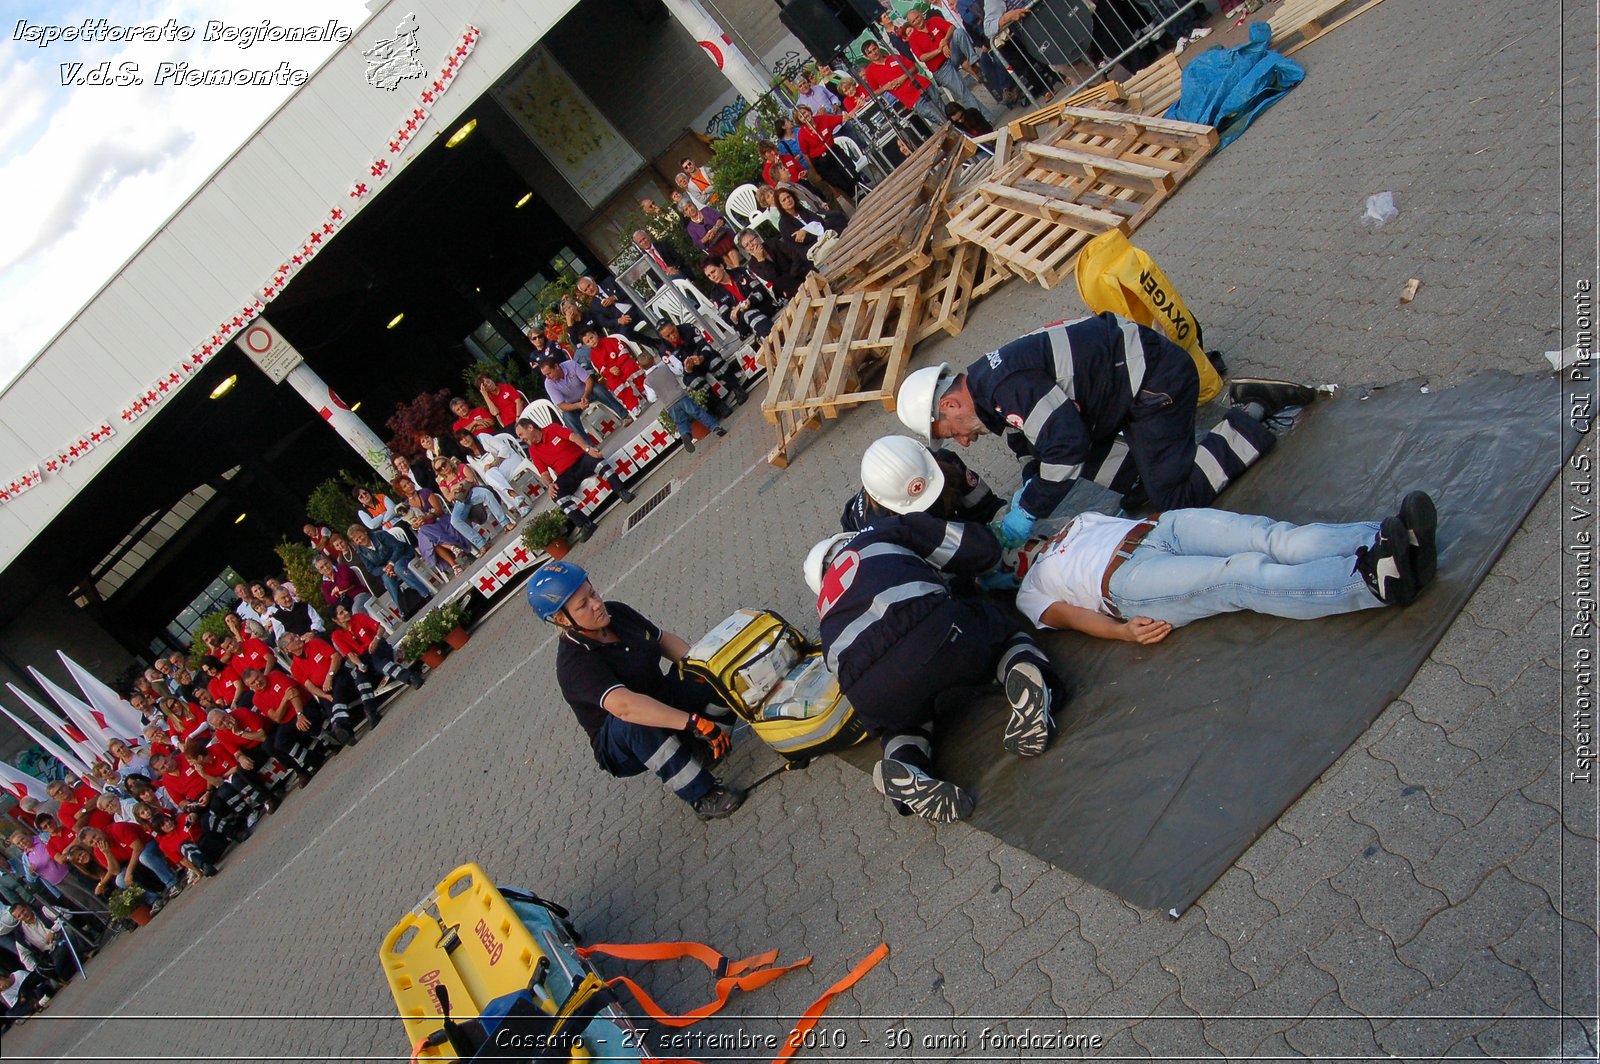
[1040, 602, 1172, 645]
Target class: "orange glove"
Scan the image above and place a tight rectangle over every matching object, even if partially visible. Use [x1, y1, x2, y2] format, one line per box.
[684, 713, 730, 762]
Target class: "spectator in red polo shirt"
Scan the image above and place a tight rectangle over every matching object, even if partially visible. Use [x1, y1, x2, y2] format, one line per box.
[448, 396, 497, 438]
[150, 811, 220, 883]
[281, 631, 376, 746]
[182, 736, 273, 825]
[240, 668, 321, 784]
[44, 779, 97, 834]
[475, 374, 526, 429]
[861, 39, 946, 131]
[514, 419, 636, 544]
[331, 605, 423, 692]
[898, 6, 987, 117]
[759, 140, 808, 187]
[77, 822, 178, 897]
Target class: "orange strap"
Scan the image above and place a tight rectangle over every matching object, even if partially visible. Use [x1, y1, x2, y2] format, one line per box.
[774, 943, 890, 1063]
[576, 938, 890, 1060]
[579, 940, 811, 1028]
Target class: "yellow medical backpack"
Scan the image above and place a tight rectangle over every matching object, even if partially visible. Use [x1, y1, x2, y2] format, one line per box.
[679, 608, 868, 764]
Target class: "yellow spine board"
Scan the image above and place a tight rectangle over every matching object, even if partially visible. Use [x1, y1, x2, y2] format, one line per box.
[379, 863, 565, 1060]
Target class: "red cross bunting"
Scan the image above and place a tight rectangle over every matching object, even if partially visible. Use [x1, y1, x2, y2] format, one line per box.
[351, 182, 368, 197]
[190, 352, 205, 366]
[388, 139, 402, 154]
[120, 410, 134, 422]
[581, 485, 602, 507]
[420, 89, 436, 104]
[478, 575, 498, 593]
[598, 418, 617, 436]
[511, 546, 530, 564]
[612, 457, 633, 476]
[309, 231, 323, 246]
[69, 441, 84, 456]
[648, 429, 670, 449]
[370, 160, 388, 178]
[157, 379, 172, 393]
[742, 354, 758, 371]
[631, 442, 651, 463]
[264, 283, 280, 298]
[494, 560, 514, 578]
[44, 459, 59, 473]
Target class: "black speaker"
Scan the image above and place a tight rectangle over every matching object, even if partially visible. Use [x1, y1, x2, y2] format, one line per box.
[779, 0, 859, 64]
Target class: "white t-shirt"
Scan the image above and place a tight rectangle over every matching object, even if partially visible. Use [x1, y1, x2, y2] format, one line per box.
[1015, 511, 1140, 626]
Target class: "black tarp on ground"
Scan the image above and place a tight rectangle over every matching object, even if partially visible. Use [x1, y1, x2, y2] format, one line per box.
[840, 370, 1579, 913]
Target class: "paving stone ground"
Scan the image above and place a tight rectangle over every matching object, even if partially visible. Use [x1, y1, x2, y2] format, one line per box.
[8, 1, 1596, 1060]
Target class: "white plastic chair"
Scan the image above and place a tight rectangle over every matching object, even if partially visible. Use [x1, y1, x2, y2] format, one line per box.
[724, 183, 764, 232]
[520, 398, 563, 429]
[832, 134, 878, 189]
[645, 279, 744, 349]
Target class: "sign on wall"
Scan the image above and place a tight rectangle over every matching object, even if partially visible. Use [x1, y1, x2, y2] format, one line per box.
[235, 318, 305, 383]
[493, 45, 645, 210]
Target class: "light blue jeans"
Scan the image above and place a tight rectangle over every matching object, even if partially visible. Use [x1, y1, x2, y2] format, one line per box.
[448, 486, 508, 549]
[666, 395, 720, 439]
[1107, 509, 1385, 627]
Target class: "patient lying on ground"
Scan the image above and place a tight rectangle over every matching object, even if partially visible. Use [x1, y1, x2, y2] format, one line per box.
[1015, 492, 1438, 642]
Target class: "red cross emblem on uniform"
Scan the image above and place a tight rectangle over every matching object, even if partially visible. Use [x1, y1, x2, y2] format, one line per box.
[816, 549, 861, 620]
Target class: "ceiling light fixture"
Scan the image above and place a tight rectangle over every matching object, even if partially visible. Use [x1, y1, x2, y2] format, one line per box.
[386, 313, 405, 329]
[446, 119, 477, 147]
[209, 374, 238, 399]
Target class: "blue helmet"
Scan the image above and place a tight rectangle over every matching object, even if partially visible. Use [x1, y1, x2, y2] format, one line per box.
[527, 561, 589, 621]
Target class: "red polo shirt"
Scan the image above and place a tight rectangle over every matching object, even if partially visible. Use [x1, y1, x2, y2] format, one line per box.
[331, 614, 383, 658]
[525, 425, 588, 479]
[212, 707, 267, 754]
[864, 54, 932, 110]
[290, 637, 341, 691]
[250, 671, 305, 724]
[903, 15, 956, 72]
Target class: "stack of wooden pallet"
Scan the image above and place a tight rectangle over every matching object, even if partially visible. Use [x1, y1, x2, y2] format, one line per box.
[945, 106, 1218, 289]
[761, 128, 988, 467]
[760, 272, 923, 468]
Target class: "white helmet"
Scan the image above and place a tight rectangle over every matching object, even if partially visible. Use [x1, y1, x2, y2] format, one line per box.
[803, 533, 856, 595]
[895, 363, 954, 437]
[861, 435, 946, 514]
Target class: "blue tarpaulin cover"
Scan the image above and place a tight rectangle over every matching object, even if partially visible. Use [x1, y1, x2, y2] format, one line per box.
[1166, 21, 1305, 150]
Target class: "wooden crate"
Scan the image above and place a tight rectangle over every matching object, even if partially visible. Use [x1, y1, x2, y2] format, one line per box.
[760, 273, 923, 467]
[1119, 54, 1184, 117]
[946, 107, 1217, 288]
[1270, 0, 1390, 55]
[819, 129, 972, 293]
[914, 237, 982, 344]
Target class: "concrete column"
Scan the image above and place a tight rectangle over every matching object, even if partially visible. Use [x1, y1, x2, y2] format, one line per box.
[658, 0, 772, 103]
[237, 317, 394, 481]
[283, 363, 396, 481]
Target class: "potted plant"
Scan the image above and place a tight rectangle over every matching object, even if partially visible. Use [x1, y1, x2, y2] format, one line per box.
[522, 509, 573, 560]
[108, 885, 152, 928]
[437, 600, 471, 650]
[398, 611, 451, 669]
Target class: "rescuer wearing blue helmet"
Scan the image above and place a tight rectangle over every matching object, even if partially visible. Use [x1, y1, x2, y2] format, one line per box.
[528, 561, 745, 820]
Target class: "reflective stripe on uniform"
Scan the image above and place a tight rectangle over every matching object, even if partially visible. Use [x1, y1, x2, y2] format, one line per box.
[1193, 446, 1229, 491]
[926, 523, 964, 567]
[825, 581, 946, 673]
[663, 759, 704, 794]
[883, 731, 932, 760]
[1044, 324, 1077, 385]
[1022, 386, 1071, 441]
[1120, 318, 1148, 395]
[1087, 437, 1132, 488]
[644, 735, 682, 772]
[1211, 417, 1262, 465]
[1038, 461, 1082, 484]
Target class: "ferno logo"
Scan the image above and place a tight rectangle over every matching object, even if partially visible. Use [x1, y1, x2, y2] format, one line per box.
[420, 968, 445, 1014]
[1138, 270, 1192, 341]
[474, 918, 506, 965]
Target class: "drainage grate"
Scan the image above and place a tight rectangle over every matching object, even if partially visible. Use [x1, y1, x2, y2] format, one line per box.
[623, 481, 676, 534]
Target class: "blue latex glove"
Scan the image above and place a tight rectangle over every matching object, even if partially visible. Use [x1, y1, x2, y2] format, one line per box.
[1010, 485, 1028, 511]
[977, 568, 1021, 591]
[997, 504, 1035, 549]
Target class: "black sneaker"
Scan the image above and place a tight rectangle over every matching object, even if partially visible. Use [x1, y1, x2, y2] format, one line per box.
[328, 722, 354, 747]
[691, 784, 745, 821]
[1355, 516, 1417, 606]
[566, 521, 594, 544]
[1398, 490, 1438, 588]
[1002, 661, 1054, 757]
[872, 759, 975, 823]
[1229, 379, 1319, 419]
[681, 438, 696, 454]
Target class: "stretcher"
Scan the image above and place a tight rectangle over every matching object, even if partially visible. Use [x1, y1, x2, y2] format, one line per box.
[381, 863, 889, 1064]
[380, 863, 647, 1062]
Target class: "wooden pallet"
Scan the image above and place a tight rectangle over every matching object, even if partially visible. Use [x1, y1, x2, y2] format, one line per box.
[914, 237, 982, 344]
[1117, 54, 1184, 117]
[1006, 81, 1129, 141]
[946, 107, 1217, 288]
[819, 129, 971, 293]
[1270, 0, 1390, 55]
[760, 273, 923, 467]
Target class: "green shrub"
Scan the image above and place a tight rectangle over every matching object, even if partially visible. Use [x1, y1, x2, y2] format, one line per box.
[307, 475, 364, 534]
[275, 540, 329, 620]
[188, 610, 234, 667]
[521, 509, 570, 552]
[710, 130, 766, 204]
